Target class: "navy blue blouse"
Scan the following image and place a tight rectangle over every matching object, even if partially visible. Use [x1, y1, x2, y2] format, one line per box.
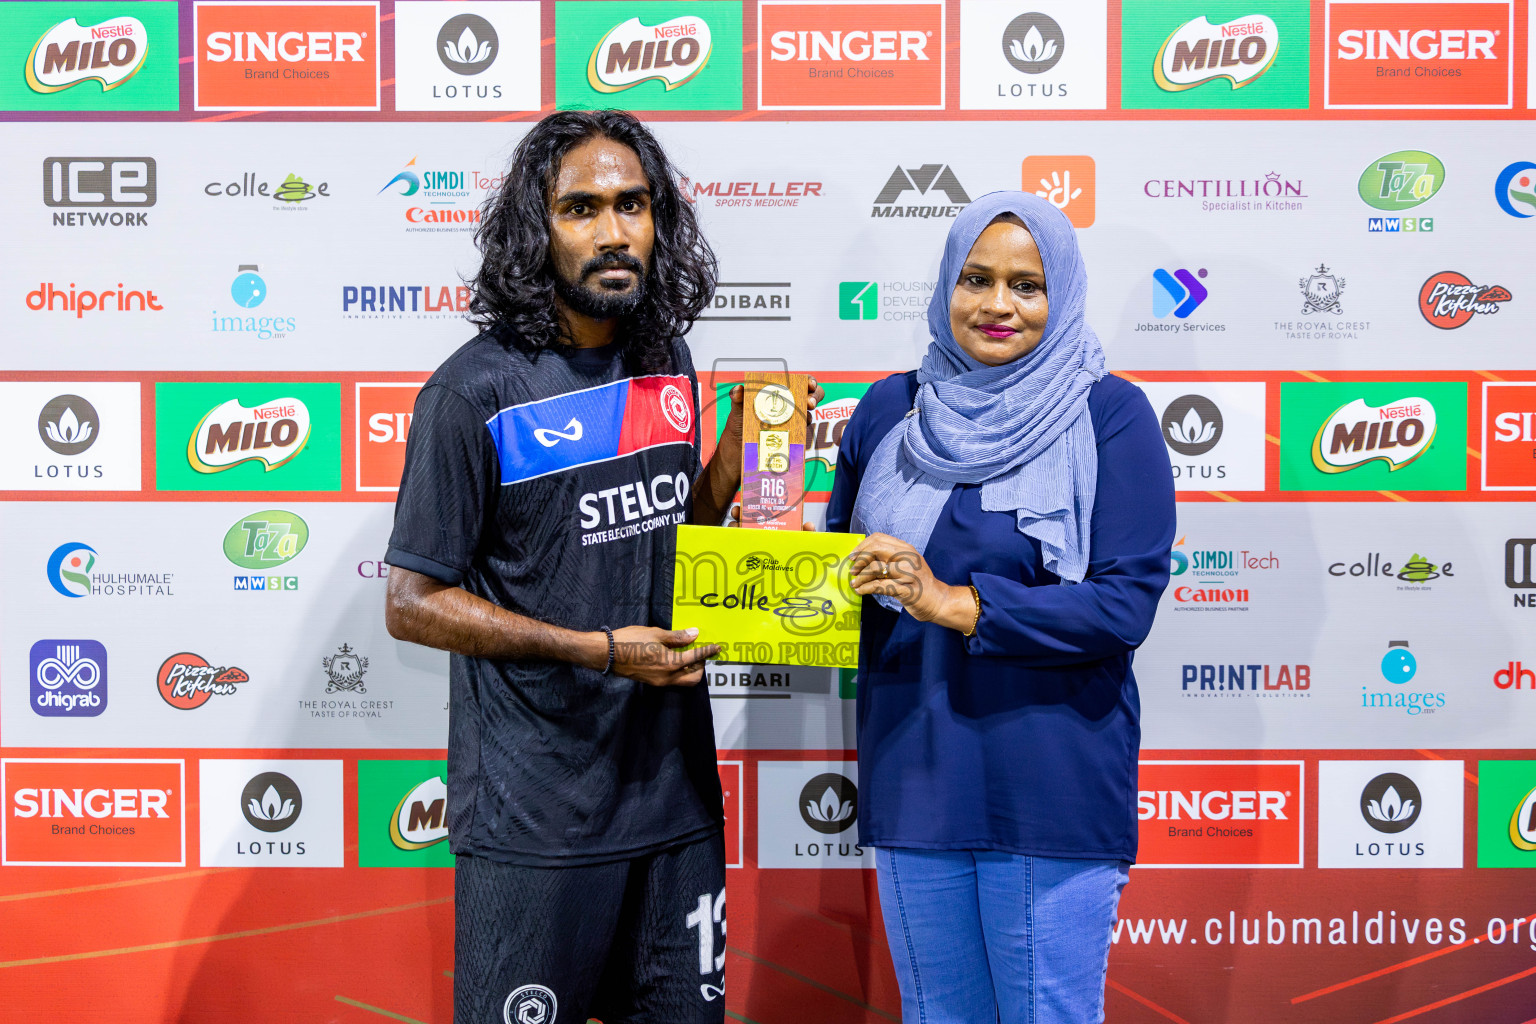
[825, 371, 1175, 862]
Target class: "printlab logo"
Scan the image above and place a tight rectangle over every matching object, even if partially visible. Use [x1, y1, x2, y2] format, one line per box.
[439, 13, 497, 74]
[1161, 395, 1222, 456]
[1418, 272, 1511, 329]
[871, 164, 971, 217]
[1152, 268, 1208, 318]
[1495, 162, 1536, 219]
[838, 282, 878, 321]
[42, 157, 155, 227]
[322, 644, 368, 693]
[1300, 265, 1345, 315]
[241, 772, 301, 832]
[1022, 155, 1094, 227]
[29, 640, 107, 717]
[1002, 12, 1064, 73]
[798, 773, 857, 835]
[158, 652, 248, 710]
[1359, 150, 1442, 231]
[504, 986, 558, 1024]
[1361, 773, 1421, 834]
[46, 541, 96, 597]
[1154, 14, 1279, 92]
[38, 395, 98, 456]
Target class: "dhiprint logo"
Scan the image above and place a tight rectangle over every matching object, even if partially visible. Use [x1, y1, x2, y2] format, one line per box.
[38, 395, 98, 456]
[588, 15, 712, 92]
[1152, 268, 1208, 318]
[1418, 271, 1511, 329]
[46, 541, 96, 597]
[1361, 773, 1421, 833]
[1495, 162, 1536, 219]
[157, 652, 249, 710]
[759, 0, 944, 110]
[1493, 661, 1534, 691]
[390, 775, 448, 850]
[188, 397, 311, 474]
[1161, 395, 1222, 457]
[30, 640, 107, 717]
[438, 13, 497, 74]
[222, 510, 309, 570]
[1022, 155, 1095, 227]
[871, 164, 971, 218]
[1381, 640, 1417, 684]
[798, 773, 856, 835]
[1482, 383, 1536, 490]
[1358, 151, 1444, 212]
[1002, 12, 1064, 73]
[1325, 0, 1514, 109]
[838, 282, 878, 320]
[26, 14, 149, 94]
[1310, 397, 1435, 473]
[194, 1, 381, 111]
[1154, 15, 1279, 92]
[1300, 265, 1345, 315]
[504, 985, 558, 1024]
[241, 771, 301, 832]
[42, 157, 155, 228]
[25, 281, 163, 317]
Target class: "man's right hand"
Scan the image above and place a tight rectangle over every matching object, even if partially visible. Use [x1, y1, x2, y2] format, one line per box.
[608, 626, 720, 687]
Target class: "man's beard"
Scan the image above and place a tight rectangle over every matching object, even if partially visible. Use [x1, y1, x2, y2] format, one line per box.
[553, 252, 647, 320]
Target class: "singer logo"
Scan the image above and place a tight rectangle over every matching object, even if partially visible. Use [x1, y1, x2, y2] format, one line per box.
[194, 2, 380, 110]
[1483, 383, 1536, 489]
[759, 1, 943, 109]
[1137, 760, 1304, 867]
[356, 382, 421, 491]
[1494, 662, 1535, 690]
[1325, 1, 1513, 109]
[188, 397, 312, 474]
[3, 759, 184, 866]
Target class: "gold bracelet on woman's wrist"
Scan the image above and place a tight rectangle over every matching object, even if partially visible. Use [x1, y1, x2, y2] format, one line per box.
[962, 584, 981, 638]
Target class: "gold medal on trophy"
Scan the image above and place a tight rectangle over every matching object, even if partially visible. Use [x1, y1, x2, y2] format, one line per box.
[741, 372, 807, 530]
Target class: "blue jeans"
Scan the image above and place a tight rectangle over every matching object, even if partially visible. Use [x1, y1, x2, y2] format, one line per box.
[875, 848, 1130, 1024]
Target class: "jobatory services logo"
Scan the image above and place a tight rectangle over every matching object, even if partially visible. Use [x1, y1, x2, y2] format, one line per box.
[871, 163, 971, 218]
[392, 2, 540, 111]
[46, 540, 174, 598]
[1418, 271, 1511, 329]
[555, 1, 743, 111]
[2, 758, 184, 866]
[212, 264, 299, 340]
[42, 157, 155, 227]
[199, 759, 344, 866]
[25, 280, 163, 317]
[1325, 0, 1513, 109]
[1145, 267, 1212, 326]
[1022, 155, 1095, 227]
[30, 640, 107, 717]
[155, 382, 341, 492]
[1482, 383, 1536, 489]
[378, 156, 502, 233]
[958, 2, 1108, 110]
[1358, 150, 1442, 232]
[357, 382, 420, 491]
[2, 3, 178, 111]
[193, 1, 380, 110]
[1136, 382, 1266, 490]
[759, 0, 944, 110]
[1136, 761, 1303, 867]
[757, 761, 870, 868]
[0, 382, 141, 490]
[157, 652, 249, 710]
[1318, 761, 1463, 868]
[1495, 161, 1536, 218]
[1279, 382, 1466, 492]
[697, 282, 793, 322]
[1506, 538, 1535, 607]
[1477, 761, 1536, 866]
[357, 760, 453, 866]
[1121, 1, 1309, 110]
[204, 170, 332, 210]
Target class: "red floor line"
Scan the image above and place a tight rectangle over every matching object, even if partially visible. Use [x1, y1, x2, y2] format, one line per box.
[1369, 964, 1536, 1024]
[726, 946, 898, 1021]
[1106, 979, 1194, 1024]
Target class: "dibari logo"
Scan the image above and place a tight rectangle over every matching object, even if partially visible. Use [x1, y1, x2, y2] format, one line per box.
[1418, 271, 1511, 329]
[1161, 395, 1222, 456]
[30, 640, 107, 717]
[1154, 15, 1278, 92]
[1300, 265, 1345, 315]
[194, 1, 380, 111]
[798, 773, 857, 835]
[696, 281, 793, 322]
[158, 652, 248, 710]
[188, 397, 311, 474]
[38, 395, 98, 456]
[224, 510, 308, 569]
[759, 0, 944, 110]
[1022, 155, 1094, 227]
[390, 774, 448, 850]
[1361, 773, 1421, 833]
[588, 15, 711, 92]
[504, 985, 558, 1024]
[27, 14, 148, 93]
[872, 164, 971, 218]
[1310, 397, 1435, 473]
[1151, 267, 1208, 319]
[1003, 12, 1064, 74]
[1495, 162, 1536, 219]
[439, 13, 497, 74]
[42, 157, 155, 227]
[241, 771, 301, 832]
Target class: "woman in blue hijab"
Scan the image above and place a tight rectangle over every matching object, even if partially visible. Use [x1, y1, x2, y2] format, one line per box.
[826, 192, 1175, 1023]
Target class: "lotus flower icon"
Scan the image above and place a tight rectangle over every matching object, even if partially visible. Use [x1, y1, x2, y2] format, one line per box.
[1010, 25, 1057, 65]
[248, 784, 295, 824]
[44, 405, 92, 447]
[1366, 786, 1415, 825]
[445, 25, 493, 66]
[807, 787, 853, 824]
[1168, 406, 1216, 447]
[1360, 772, 1422, 834]
[240, 771, 303, 832]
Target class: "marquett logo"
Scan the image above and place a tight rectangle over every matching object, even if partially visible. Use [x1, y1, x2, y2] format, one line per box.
[1418, 271, 1511, 329]
[1361, 773, 1421, 834]
[798, 773, 857, 835]
[1154, 15, 1278, 92]
[1023, 155, 1094, 227]
[759, 0, 943, 110]
[1002, 12, 1064, 73]
[194, 1, 381, 111]
[27, 14, 149, 93]
[157, 652, 249, 710]
[223, 510, 308, 569]
[46, 541, 96, 597]
[38, 395, 99, 456]
[1161, 395, 1222, 456]
[872, 164, 970, 218]
[30, 640, 107, 717]
[1300, 265, 1345, 315]
[1152, 268, 1208, 318]
[241, 771, 300, 832]
[1326, 0, 1513, 109]
[42, 157, 155, 228]
[1359, 151, 1444, 211]
[1311, 397, 1435, 473]
[2, 759, 184, 867]
[188, 397, 311, 474]
[588, 15, 711, 92]
[1495, 162, 1536, 219]
[390, 775, 449, 849]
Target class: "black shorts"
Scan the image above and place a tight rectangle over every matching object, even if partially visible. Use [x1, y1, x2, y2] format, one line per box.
[454, 830, 726, 1024]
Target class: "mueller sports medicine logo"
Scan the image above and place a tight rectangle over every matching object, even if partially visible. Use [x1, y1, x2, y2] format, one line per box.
[194, 1, 380, 110]
[42, 157, 155, 227]
[2, 759, 184, 867]
[1311, 397, 1435, 473]
[1137, 761, 1303, 868]
[188, 397, 311, 473]
[680, 174, 823, 209]
[871, 164, 971, 218]
[26, 14, 149, 93]
[1483, 383, 1536, 489]
[157, 652, 248, 710]
[759, 1, 943, 110]
[1154, 15, 1279, 92]
[1418, 271, 1511, 328]
[1325, 0, 1513, 109]
[587, 15, 712, 92]
[30, 640, 107, 717]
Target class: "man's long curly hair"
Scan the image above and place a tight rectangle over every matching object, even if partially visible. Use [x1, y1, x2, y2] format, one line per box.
[469, 111, 717, 373]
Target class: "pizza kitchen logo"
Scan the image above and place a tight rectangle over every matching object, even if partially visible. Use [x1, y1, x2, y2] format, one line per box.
[1418, 271, 1511, 329]
[157, 652, 249, 710]
[27, 13, 149, 94]
[587, 15, 711, 93]
[1154, 14, 1279, 93]
[1311, 397, 1435, 474]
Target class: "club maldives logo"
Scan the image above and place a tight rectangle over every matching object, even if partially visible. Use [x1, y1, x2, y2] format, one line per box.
[1161, 395, 1222, 456]
[798, 773, 857, 835]
[759, 0, 943, 110]
[1154, 15, 1279, 92]
[1359, 150, 1444, 211]
[871, 163, 971, 218]
[157, 652, 248, 710]
[30, 640, 107, 717]
[1311, 397, 1435, 473]
[241, 771, 301, 831]
[1023, 155, 1094, 227]
[390, 774, 449, 850]
[1152, 267, 1209, 319]
[1300, 265, 1345, 315]
[27, 13, 148, 93]
[588, 14, 711, 92]
[1495, 162, 1536, 219]
[188, 397, 311, 474]
[1418, 272, 1511, 329]
[38, 394, 99, 456]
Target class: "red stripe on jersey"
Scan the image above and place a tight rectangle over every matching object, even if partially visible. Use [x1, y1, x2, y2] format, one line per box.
[618, 375, 695, 455]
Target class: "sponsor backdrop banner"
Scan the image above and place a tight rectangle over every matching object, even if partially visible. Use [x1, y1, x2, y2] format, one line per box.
[2, 2, 1535, 1023]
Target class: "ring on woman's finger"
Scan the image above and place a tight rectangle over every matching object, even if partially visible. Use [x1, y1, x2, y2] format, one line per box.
[880, 562, 889, 578]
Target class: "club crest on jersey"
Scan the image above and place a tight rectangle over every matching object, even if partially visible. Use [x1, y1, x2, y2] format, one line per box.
[504, 984, 558, 1024]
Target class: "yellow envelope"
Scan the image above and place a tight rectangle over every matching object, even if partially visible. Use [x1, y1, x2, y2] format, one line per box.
[672, 524, 864, 667]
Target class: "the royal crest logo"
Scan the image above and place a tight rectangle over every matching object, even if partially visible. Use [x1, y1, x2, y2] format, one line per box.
[26, 15, 149, 94]
[188, 397, 311, 474]
[1311, 397, 1436, 473]
[322, 643, 368, 693]
[1300, 265, 1345, 315]
[587, 15, 711, 92]
[1153, 15, 1279, 92]
[1418, 271, 1511, 329]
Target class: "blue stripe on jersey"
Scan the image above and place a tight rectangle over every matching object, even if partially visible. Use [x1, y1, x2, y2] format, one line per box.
[486, 380, 629, 485]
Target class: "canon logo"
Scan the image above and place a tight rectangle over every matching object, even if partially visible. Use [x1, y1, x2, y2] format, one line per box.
[204, 30, 367, 63]
[768, 30, 930, 62]
[1137, 789, 1288, 821]
[12, 787, 171, 818]
[1336, 29, 1498, 61]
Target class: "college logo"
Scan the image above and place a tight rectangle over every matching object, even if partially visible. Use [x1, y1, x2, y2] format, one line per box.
[1161, 395, 1222, 456]
[1327, 552, 1452, 585]
[1311, 396, 1435, 472]
[1418, 271, 1511, 329]
[959, 2, 1107, 110]
[322, 643, 368, 693]
[1326, 0, 1513, 109]
[30, 640, 107, 717]
[1477, 761, 1536, 866]
[1151, 267, 1208, 319]
[1319, 760, 1462, 867]
[1121, 1, 1308, 110]
[557, 1, 741, 110]
[25, 281, 163, 317]
[205, 171, 331, 204]
[357, 382, 420, 490]
[2, 758, 184, 866]
[504, 985, 558, 1024]
[223, 509, 308, 570]
[1022, 155, 1094, 227]
[358, 761, 453, 866]
[871, 163, 971, 218]
[42, 157, 155, 228]
[157, 652, 248, 710]
[393, 2, 539, 111]
[798, 773, 857, 835]
[1358, 150, 1443, 213]
[194, 1, 380, 110]
[37, 394, 98, 456]
[1154, 15, 1279, 92]
[188, 397, 311, 474]
[26, 13, 148, 93]
[1482, 383, 1536, 489]
[760, 0, 943, 110]
[241, 771, 300, 832]
[1300, 265, 1345, 315]
[1281, 382, 1466, 492]
[1495, 161, 1536, 218]
[1136, 761, 1303, 867]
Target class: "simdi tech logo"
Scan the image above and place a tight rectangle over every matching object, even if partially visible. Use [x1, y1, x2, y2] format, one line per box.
[555, 2, 742, 111]
[1279, 381, 1466, 492]
[2, 758, 184, 866]
[193, 1, 380, 111]
[759, 0, 944, 110]
[154, 382, 341, 492]
[1325, 0, 1514, 109]
[357, 760, 453, 867]
[1, 2, 178, 111]
[1121, 0, 1310, 110]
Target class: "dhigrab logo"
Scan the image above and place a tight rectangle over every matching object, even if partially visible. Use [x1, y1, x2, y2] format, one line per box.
[30, 640, 107, 717]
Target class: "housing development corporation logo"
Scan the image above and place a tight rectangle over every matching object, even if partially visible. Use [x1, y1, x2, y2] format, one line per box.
[556, 1, 742, 111]
[1154, 15, 1279, 92]
[1418, 271, 1511, 329]
[759, 0, 944, 110]
[872, 164, 971, 218]
[42, 157, 155, 228]
[157, 652, 249, 710]
[2, 758, 185, 866]
[1325, 0, 1514, 109]
[30, 640, 107, 717]
[194, 1, 381, 110]
[1482, 383, 1536, 489]
[1280, 382, 1466, 492]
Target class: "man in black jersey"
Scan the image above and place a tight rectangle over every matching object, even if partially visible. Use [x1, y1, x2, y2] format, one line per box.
[383, 111, 818, 1024]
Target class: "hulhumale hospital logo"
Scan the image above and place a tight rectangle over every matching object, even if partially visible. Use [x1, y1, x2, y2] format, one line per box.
[1495, 162, 1536, 219]
[46, 542, 97, 596]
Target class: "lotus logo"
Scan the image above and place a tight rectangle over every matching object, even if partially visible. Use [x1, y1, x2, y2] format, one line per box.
[1160, 395, 1223, 457]
[241, 772, 302, 833]
[1361, 773, 1422, 834]
[1311, 397, 1436, 474]
[437, 13, 498, 75]
[799, 773, 857, 835]
[38, 394, 99, 456]
[1001, 13, 1064, 75]
[1300, 265, 1345, 316]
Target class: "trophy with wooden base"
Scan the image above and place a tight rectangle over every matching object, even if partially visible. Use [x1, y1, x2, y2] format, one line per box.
[740, 370, 807, 531]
